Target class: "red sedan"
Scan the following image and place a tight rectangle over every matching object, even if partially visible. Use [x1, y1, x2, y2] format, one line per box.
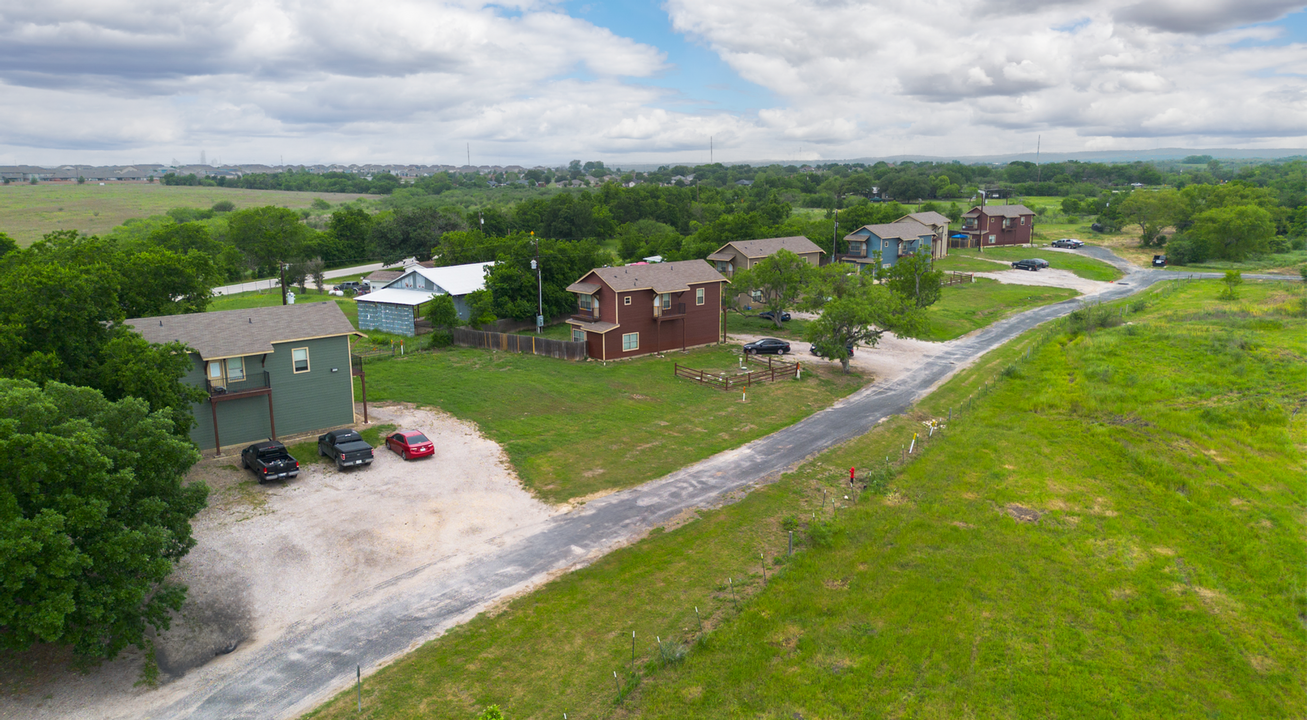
[385, 430, 434, 460]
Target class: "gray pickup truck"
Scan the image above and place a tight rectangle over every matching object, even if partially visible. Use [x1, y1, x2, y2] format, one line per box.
[317, 429, 375, 470]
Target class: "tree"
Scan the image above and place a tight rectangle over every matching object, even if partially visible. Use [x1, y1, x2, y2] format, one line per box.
[0, 232, 17, 257]
[1191, 205, 1275, 261]
[425, 294, 459, 348]
[803, 284, 924, 373]
[462, 289, 497, 327]
[1220, 270, 1243, 301]
[367, 207, 463, 264]
[1118, 189, 1181, 247]
[227, 207, 308, 288]
[885, 252, 944, 309]
[307, 257, 326, 293]
[732, 250, 813, 328]
[0, 380, 208, 663]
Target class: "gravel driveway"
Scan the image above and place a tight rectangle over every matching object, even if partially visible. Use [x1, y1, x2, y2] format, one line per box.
[2, 403, 556, 720]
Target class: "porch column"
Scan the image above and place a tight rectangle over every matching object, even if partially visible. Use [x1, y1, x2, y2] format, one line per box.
[210, 400, 221, 456]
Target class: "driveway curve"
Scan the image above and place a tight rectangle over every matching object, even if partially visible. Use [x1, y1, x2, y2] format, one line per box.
[145, 258, 1291, 718]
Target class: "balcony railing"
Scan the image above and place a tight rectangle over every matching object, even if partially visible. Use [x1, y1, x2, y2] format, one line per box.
[654, 302, 686, 319]
[207, 370, 271, 400]
[571, 307, 601, 324]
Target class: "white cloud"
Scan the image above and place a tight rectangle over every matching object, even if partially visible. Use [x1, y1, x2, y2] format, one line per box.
[0, 0, 1303, 165]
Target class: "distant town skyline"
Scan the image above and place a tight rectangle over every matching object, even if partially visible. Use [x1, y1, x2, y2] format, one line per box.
[2, 0, 1305, 167]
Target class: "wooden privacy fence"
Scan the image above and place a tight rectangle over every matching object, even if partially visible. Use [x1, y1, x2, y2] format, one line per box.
[451, 327, 587, 361]
[675, 355, 800, 391]
[943, 272, 974, 286]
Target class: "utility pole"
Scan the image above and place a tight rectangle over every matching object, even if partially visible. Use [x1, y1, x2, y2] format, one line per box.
[532, 232, 543, 333]
[280, 262, 288, 305]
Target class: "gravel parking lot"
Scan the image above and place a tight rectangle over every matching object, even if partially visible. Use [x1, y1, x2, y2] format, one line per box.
[1, 402, 557, 720]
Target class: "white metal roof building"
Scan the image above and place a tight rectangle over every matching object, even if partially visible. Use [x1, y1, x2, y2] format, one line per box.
[355, 261, 494, 336]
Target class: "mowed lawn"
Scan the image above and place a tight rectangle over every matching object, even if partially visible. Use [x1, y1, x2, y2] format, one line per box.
[352, 346, 867, 503]
[308, 280, 1306, 720]
[920, 278, 1079, 341]
[952, 247, 1124, 281]
[0, 183, 377, 245]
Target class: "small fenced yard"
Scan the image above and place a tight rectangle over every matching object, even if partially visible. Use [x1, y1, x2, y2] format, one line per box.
[675, 354, 801, 390]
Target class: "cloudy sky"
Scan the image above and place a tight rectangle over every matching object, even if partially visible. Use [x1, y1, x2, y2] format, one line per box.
[2, 0, 1305, 166]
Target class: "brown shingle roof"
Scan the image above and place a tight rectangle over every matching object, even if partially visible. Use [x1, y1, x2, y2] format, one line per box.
[963, 204, 1034, 219]
[365, 269, 404, 284]
[844, 219, 933, 242]
[715, 236, 825, 259]
[125, 302, 362, 361]
[583, 259, 727, 295]
[902, 211, 951, 227]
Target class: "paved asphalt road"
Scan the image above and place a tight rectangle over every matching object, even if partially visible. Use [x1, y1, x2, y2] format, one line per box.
[211, 262, 390, 296]
[160, 256, 1289, 718]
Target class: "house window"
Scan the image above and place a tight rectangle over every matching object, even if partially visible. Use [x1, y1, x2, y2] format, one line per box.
[226, 356, 245, 382]
[750, 290, 763, 300]
[623, 296, 632, 306]
[292, 347, 310, 373]
[1020, 216, 1026, 225]
[660, 294, 671, 310]
[883, 240, 890, 249]
[208, 361, 223, 382]
[696, 288, 705, 305]
[622, 332, 639, 351]
[577, 294, 593, 310]
[849, 242, 863, 256]
[988, 235, 996, 243]
[572, 327, 585, 342]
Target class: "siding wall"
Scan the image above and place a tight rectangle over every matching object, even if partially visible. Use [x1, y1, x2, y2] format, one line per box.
[358, 301, 417, 336]
[600, 281, 723, 360]
[187, 335, 356, 450]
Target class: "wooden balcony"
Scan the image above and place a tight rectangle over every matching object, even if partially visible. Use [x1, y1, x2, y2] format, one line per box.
[571, 308, 602, 324]
[207, 371, 271, 402]
[654, 302, 686, 320]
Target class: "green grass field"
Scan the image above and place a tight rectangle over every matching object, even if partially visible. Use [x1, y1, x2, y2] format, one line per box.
[725, 312, 811, 340]
[919, 278, 1080, 341]
[952, 247, 1123, 282]
[0, 183, 377, 245]
[308, 279, 1306, 719]
[350, 345, 867, 503]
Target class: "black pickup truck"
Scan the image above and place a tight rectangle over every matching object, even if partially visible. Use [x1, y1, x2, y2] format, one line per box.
[240, 441, 300, 483]
[317, 429, 375, 470]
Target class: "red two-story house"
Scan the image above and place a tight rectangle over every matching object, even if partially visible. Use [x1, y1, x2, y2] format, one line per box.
[959, 204, 1035, 248]
[566, 260, 729, 360]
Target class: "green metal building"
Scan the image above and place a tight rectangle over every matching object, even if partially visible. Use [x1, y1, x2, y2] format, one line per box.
[125, 302, 364, 453]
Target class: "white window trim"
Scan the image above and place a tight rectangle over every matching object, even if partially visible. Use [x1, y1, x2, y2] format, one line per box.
[623, 296, 632, 306]
[226, 356, 245, 382]
[292, 347, 311, 374]
[572, 327, 585, 342]
[696, 287, 705, 305]
[622, 332, 639, 351]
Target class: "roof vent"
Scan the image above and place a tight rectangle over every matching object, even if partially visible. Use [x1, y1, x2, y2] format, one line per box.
[158, 320, 163, 326]
[249, 317, 252, 323]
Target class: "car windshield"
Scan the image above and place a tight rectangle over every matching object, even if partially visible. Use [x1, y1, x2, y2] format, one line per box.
[407, 433, 430, 444]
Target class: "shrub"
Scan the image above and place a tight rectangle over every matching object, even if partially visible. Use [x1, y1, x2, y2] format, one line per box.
[807, 519, 837, 548]
[211, 200, 235, 213]
[1165, 238, 1208, 266]
[1066, 303, 1122, 334]
[427, 330, 453, 349]
[1129, 299, 1149, 314]
[862, 465, 894, 494]
[657, 638, 688, 665]
[1267, 236, 1291, 254]
[1290, 238, 1306, 251]
[1219, 270, 1243, 301]
[780, 515, 799, 532]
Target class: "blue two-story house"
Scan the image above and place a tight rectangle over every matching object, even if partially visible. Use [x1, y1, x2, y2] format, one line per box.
[840, 219, 935, 271]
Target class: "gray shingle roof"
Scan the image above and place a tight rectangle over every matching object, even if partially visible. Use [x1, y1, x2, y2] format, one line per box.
[902, 211, 951, 227]
[125, 302, 361, 361]
[844, 219, 933, 242]
[963, 204, 1034, 219]
[716, 236, 825, 259]
[583, 260, 727, 294]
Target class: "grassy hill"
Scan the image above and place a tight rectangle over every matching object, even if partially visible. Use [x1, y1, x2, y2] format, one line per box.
[0, 183, 376, 245]
[308, 279, 1305, 719]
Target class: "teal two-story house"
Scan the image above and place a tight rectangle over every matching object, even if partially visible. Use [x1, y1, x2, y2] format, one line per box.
[841, 219, 935, 272]
[125, 302, 364, 453]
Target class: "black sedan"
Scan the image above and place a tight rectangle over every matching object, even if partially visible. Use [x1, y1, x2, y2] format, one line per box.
[743, 338, 791, 355]
[810, 341, 854, 359]
[1011, 258, 1049, 271]
[758, 310, 791, 322]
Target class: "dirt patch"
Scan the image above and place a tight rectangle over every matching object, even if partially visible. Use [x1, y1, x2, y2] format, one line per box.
[2, 402, 557, 720]
[951, 521, 975, 529]
[822, 577, 852, 590]
[1005, 504, 1042, 523]
[970, 267, 1112, 296]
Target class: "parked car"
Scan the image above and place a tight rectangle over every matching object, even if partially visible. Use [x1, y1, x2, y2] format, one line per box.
[317, 429, 375, 470]
[332, 280, 370, 294]
[758, 310, 792, 322]
[1011, 259, 1042, 271]
[810, 341, 854, 359]
[1153, 254, 1167, 267]
[743, 338, 791, 355]
[240, 440, 300, 483]
[1052, 238, 1084, 249]
[386, 430, 435, 460]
